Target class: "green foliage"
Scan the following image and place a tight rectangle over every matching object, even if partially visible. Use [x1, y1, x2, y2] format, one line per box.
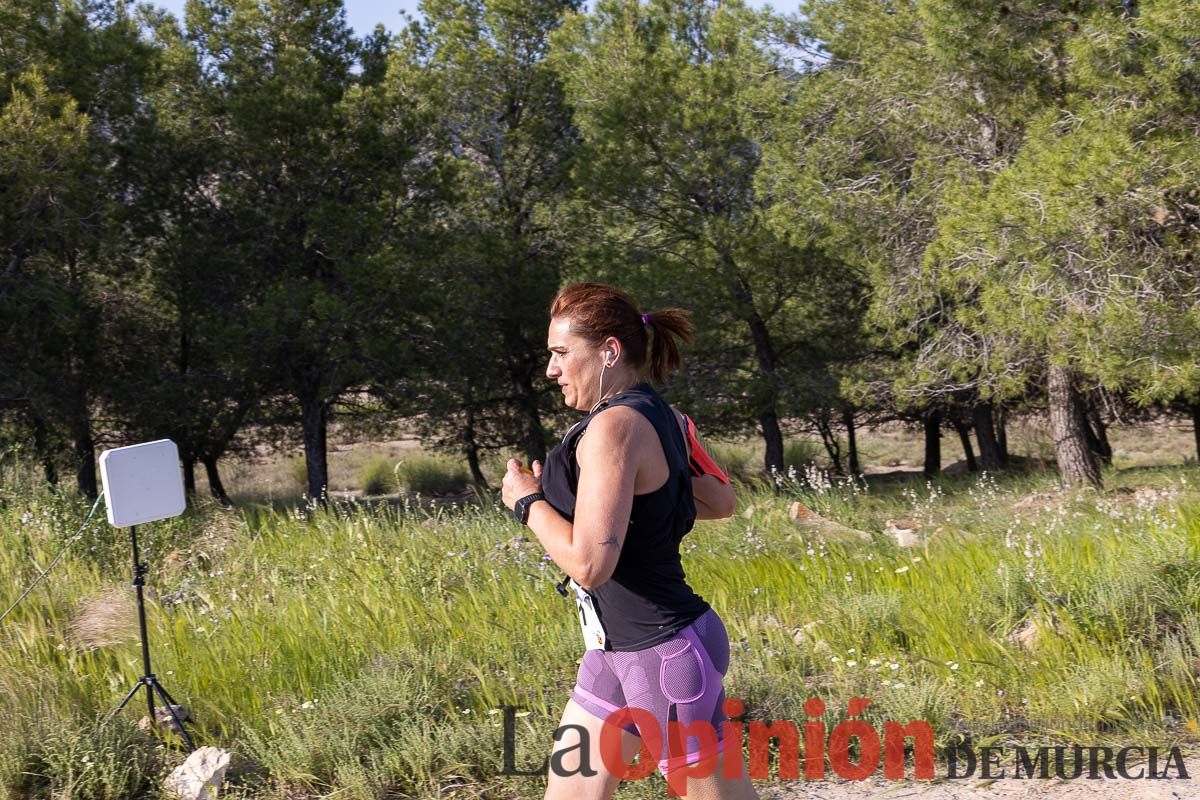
[22, 721, 157, 800]
[6, 0, 1200, 504]
[173, 0, 431, 499]
[0, 0, 156, 498]
[759, 0, 1200, 487]
[380, 0, 580, 465]
[5, 0, 1200, 786]
[927, 105, 1200, 404]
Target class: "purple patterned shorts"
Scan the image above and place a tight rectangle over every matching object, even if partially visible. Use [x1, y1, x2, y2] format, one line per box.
[570, 608, 731, 773]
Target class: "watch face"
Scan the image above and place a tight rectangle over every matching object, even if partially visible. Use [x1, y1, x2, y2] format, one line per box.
[514, 493, 540, 525]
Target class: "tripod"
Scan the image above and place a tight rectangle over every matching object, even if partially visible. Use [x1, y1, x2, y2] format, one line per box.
[106, 525, 195, 752]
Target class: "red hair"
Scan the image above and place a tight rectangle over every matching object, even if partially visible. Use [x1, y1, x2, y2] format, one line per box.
[550, 283, 694, 384]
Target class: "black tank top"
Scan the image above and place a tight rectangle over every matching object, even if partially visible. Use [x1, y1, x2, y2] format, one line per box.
[541, 382, 710, 650]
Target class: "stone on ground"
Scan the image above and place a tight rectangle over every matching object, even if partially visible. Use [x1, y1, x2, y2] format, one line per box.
[789, 502, 871, 543]
[164, 746, 230, 800]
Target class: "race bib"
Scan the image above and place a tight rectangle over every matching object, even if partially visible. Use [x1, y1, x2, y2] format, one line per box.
[570, 579, 608, 650]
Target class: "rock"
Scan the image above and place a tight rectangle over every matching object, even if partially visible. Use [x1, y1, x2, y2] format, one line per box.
[1008, 615, 1064, 652]
[791, 621, 821, 646]
[942, 459, 973, 476]
[884, 518, 922, 548]
[139, 704, 189, 735]
[1012, 491, 1059, 511]
[788, 502, 871, 543]
[789, 502, 818, 522]
[1008, 618, 1040, 651]
[163, 746, 231, 800]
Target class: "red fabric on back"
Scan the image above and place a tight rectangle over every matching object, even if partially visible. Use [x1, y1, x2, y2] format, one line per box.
[683, 415, 730, 484]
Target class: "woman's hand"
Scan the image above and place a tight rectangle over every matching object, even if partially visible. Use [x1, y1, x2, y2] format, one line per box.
[501, 458, 542, 511]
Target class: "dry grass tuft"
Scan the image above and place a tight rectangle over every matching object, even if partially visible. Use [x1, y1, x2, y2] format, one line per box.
[69, 586, 136, 651]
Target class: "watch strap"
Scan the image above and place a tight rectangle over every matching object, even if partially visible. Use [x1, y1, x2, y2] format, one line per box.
[514, 492, 545, 525]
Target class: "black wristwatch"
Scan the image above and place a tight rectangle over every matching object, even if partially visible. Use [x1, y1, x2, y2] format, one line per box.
[513, 492, 545, 525]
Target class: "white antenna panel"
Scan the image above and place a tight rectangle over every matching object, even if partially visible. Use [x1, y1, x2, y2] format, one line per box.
[99, 440, 187, 528]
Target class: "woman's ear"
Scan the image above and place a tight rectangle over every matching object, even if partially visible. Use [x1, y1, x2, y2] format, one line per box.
[604, 336, 621, 365]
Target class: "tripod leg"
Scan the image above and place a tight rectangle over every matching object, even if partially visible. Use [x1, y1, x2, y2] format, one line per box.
[150, 680, 196, 752]
[153, 681, 181, 707]
[107, 678, 145, 720]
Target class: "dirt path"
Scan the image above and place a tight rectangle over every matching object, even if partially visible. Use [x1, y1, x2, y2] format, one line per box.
[761, 761, 1196, 800]
[763, 781, 1191, 799]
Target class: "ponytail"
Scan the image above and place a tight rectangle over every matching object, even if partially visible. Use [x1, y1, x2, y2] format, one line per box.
[643, 308, 694, 384]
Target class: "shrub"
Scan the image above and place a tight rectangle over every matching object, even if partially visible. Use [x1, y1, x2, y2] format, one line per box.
[357, 457, 398, 496]
[784, 438, 822, 471]
[396, 454, 470, 496]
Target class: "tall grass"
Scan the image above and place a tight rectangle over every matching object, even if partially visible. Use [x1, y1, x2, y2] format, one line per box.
[1, 458, 1199, 798]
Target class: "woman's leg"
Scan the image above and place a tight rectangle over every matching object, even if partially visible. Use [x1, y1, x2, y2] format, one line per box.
[544, 697, 643, 800]
[679, 757, 760, 800]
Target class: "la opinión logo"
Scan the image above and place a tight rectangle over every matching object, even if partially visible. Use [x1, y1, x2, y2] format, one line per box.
[500, 697, 1191, 796]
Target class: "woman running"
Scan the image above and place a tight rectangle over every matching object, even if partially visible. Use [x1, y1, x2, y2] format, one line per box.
[502, 283, 757, 800]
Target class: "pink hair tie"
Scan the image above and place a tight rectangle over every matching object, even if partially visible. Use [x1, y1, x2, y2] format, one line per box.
[641, 313, 649, 326]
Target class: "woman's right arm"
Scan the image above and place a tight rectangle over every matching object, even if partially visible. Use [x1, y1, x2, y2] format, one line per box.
[674, 410, 736, 519]
[693, 474, 736, 519]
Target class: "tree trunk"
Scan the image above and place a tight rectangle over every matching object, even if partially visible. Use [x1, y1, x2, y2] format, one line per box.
[842, 406, 860, 477]
[30, 412, 58, 486]
[182, 455, 196, 496]
[747, 323, 784, 473]
[64, 248, 97, 499]
[759, 409, 785, 477]
[923, 409, 942, 477]
[1046, 365, 1102, 488]
[203, 456, 232, 507]
[816, 410, 844, 476]
[731, 273, 784, 474]
[996, 406, 1009, 465]
[300, 395, 330, 502]
[973, 403, 1004, 471]
[462, 401, 489, 492]
[951, 418, 978, 472]
[178, 325, 196, 496]
[71, 393, 97, 500]
[1087, 409, 1113, 467]
[1192, 403, 1200, 465]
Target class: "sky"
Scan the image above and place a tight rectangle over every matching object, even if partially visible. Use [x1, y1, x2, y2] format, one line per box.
[151, 0, 795, 38]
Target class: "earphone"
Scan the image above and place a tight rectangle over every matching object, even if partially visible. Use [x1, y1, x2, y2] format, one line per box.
[591, 345, 620, 414]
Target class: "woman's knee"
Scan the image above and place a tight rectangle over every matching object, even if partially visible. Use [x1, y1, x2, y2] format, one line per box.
[544, 699, 641, 800]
